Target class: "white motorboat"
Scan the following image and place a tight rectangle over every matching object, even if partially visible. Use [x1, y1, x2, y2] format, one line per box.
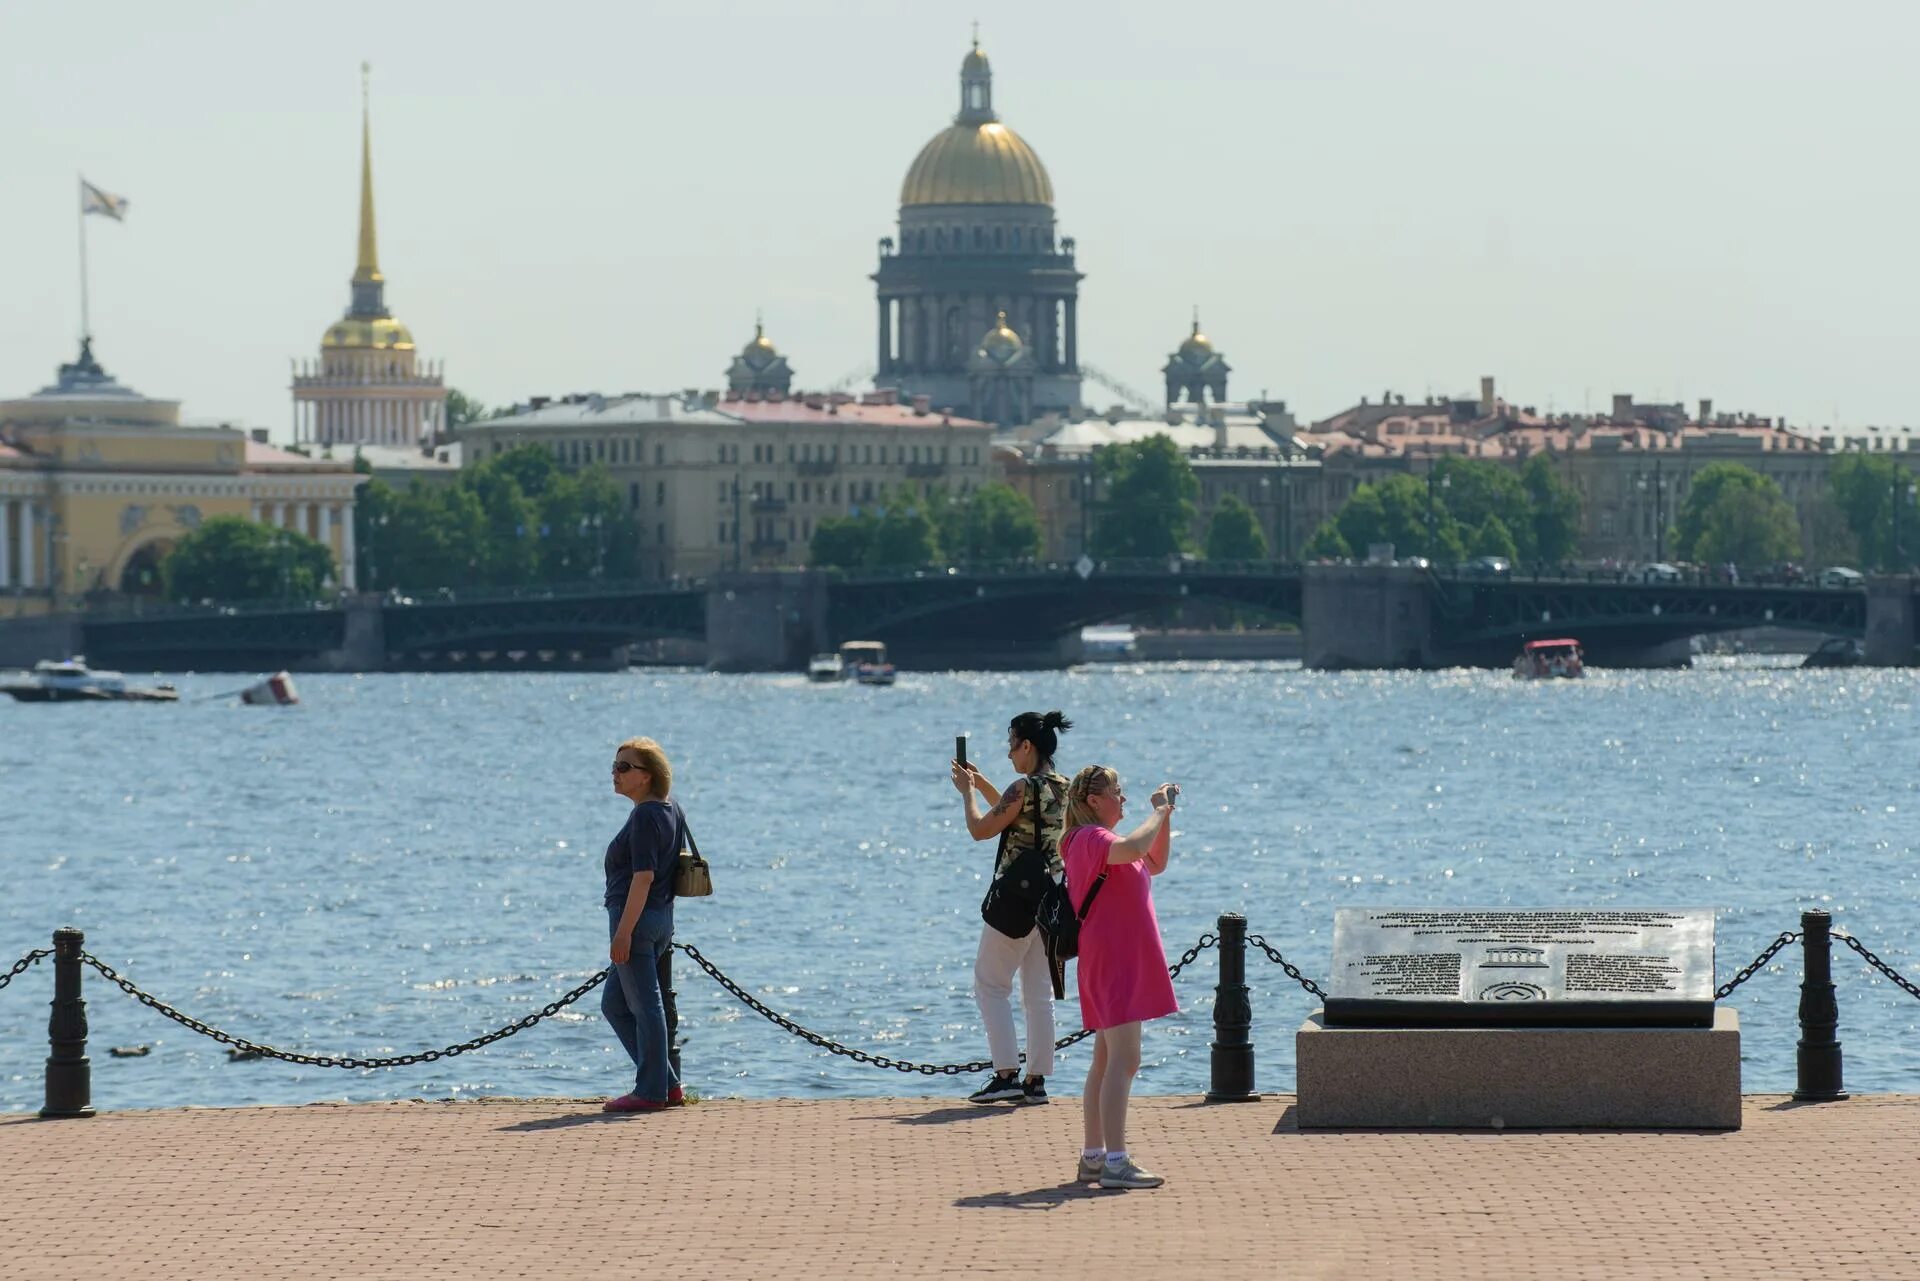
[807, 653, 845, 683]
[0, 657, 179, 703]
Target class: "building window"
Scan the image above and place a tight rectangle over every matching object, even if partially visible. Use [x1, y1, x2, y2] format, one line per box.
[657, 481, 665, 505]
[657, 522, 665, 543]
[655, 444, 664, 465]
[629, 482, 639, 509]
[718, 482, 727, 501]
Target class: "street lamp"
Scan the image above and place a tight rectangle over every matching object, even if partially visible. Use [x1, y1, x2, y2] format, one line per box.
[1258, 474, 1273, 560]
[1425, 465, 1450, 559]
[1636, 457, 1667, 563]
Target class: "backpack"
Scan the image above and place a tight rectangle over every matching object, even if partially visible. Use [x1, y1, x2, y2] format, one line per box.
[978, 775, 1054, 939]
[1035, 837, 1108, 999]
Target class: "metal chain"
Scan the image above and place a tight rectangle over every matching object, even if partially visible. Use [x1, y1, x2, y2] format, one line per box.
[1835, 932, 1920, 1002]
[1714, 931, 1801, 1000]
[0, 950, 51, 994]
[1246, 934, 1328, 1000]
[672, 931, 1218, 1077]
[77, 952, 608, 1069]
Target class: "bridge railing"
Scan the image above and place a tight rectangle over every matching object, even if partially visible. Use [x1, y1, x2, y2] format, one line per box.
[829, 558, 1304, 585]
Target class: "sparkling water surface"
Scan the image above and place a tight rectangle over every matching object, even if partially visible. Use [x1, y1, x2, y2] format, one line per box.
[4, 658, 1916, 1110]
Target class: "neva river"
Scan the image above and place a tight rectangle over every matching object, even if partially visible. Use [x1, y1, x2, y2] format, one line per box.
[4, 659, 1917, 1111]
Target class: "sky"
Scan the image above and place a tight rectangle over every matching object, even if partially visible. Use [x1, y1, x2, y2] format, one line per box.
[4, 0, 1918, 439]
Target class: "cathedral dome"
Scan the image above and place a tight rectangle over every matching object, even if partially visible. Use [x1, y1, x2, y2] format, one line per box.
[323, 316, 415, 350]
[900, 43, 1053, 207]
[977, 311, 1025, 364]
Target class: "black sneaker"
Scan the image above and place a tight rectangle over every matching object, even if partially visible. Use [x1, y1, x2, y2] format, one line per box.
[967, 1072, 1024, 1105]
[1020, 1076, 1050, 1106]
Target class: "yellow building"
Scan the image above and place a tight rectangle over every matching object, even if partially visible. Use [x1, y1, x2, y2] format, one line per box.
[289, 71, 447, 449]
[0, 341, 363, 615]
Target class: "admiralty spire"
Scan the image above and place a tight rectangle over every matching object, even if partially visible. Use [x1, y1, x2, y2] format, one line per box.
[292, 65, 447, 450]
[871, 39, 1082, 426]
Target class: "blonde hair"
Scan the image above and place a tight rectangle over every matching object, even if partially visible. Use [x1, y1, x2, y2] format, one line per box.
[616, 736, 673, 800]
[1065, 765, 1118, 830]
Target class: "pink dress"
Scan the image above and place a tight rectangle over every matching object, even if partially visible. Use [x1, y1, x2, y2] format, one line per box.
[1062, 825, 1177, 1031]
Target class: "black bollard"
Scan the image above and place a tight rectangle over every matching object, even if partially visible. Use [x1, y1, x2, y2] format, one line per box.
[41, 927, 94, 1119]
[657, 947, 681, 1083]
[1205, 913, 1259, 1102]
[1792, 909, 1848, 1103]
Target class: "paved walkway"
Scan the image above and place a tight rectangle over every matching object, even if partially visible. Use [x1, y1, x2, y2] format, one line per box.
[2, 1094, 1917, 1280]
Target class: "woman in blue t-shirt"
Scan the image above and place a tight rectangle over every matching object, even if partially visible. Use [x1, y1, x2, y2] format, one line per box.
[601, 736, 685, 1112]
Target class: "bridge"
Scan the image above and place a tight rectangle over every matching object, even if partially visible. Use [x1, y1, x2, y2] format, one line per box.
[4, 563, 1912, 672]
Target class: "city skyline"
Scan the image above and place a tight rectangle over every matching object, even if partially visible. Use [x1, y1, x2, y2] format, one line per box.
[4, 0, 1918, 438]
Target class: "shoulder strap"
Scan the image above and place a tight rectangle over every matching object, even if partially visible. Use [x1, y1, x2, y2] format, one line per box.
[1076, 867, 1109, 920]
[671, 802, 698, 857]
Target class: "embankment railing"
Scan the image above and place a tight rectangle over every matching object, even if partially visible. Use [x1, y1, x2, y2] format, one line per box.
[2, 909, 1911, 1117]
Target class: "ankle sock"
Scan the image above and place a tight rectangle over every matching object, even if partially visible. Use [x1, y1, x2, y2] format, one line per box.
[1082, 1147, 1105, 1161]
[1105, 1150, 1129, 1168]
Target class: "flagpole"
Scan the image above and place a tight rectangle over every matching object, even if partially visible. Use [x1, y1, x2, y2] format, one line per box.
[77, 175, 91, 343]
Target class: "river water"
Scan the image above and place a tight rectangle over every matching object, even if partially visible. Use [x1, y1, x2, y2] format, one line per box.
[4, 659, 1917, 1111]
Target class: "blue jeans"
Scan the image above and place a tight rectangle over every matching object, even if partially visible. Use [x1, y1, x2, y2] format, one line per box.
[603, 903, 679, 1100]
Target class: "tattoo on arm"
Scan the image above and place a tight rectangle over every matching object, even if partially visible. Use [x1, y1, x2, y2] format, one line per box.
[986, 786, 1022, 820]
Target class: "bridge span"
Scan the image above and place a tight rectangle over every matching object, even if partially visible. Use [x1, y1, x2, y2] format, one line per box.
[1, 563, 1912, 672]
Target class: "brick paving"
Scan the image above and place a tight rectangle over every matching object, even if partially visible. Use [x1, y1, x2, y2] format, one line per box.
[2, 1094, 1917, 1280]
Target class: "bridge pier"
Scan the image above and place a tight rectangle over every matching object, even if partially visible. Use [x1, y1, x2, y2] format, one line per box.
[1303, 565, 1435, 670]
[0, 610, 82, 669]
[1864, 577, 1917, 666]
[318, 595, 388, 672]
[705, 572, 831, 673]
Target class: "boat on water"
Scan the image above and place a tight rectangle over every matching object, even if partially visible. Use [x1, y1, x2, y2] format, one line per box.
[838, 640, 896, 686]
[1512, 638, 1585, 680]
[1080, 625, 1139, 662]
[0, 657, 179, 703]
[806, 653, 843, 683]
[1801, 637, 1864, 669]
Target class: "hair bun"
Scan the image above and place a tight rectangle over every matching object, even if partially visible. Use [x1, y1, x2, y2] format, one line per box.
[1042, 710, 1073, 733]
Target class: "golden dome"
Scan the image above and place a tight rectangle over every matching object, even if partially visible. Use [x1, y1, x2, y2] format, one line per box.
[1177, 319, 1214, 363]
[902, 121, 1053, 206]
[323, 316, 415, 349]
[978, 311, 1025, 363]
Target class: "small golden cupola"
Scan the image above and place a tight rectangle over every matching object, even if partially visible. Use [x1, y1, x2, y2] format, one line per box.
[726, 315, 794, 395]
[1164, 311, 1230, 407]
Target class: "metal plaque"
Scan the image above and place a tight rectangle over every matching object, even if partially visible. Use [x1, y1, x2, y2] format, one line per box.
[1325, 908, 1717, 1028]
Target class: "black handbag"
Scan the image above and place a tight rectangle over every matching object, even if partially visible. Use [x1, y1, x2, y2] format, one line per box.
[1036, 860, 1107, 999]
[979, 778, 1049, 939]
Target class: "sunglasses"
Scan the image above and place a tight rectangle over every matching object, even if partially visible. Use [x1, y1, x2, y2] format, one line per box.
[611, 761, 649, 775]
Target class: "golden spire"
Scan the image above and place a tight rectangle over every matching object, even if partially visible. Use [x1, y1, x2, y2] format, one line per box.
[354, 61, 382, 285]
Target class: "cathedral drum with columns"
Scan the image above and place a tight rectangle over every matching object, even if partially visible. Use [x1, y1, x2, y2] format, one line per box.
[872, 41, 1082, 426]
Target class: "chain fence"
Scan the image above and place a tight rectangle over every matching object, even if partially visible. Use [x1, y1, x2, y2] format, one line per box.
[1246, 934, 1328, 1001]
[76, 952, 607, 1070]
[1715, 931, 1802, 1000]
[672, 931, 1221, 1077]
[0, 950, 51, 995]
[1835, 933, 1920, 1002]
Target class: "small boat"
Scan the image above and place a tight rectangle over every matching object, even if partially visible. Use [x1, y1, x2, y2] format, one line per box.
[1080, 625, 1139, 662]
[1512, 638, 1585, 680]
[239, 671, 301, 705]
[0, 657, 179, 703]
[1801, 637, 1864, 669]
[838, 640, 896, 686]
[807, 653, 844, 683]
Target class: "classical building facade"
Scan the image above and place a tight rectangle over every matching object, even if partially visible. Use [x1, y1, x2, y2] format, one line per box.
[872, 41, 1081, 424]
[0, 342, 362, 612]
[458, 386, 993, 579]
[290, 76, 447, 449]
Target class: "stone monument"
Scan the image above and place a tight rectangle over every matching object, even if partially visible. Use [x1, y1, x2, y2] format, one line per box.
[1296, 908, 1741, 1129]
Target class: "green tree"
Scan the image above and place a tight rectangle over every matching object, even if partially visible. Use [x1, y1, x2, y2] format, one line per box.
[952, 482, 1041, 562]
[1335, 474, 1465, 562]
[809, 513, 877, 569]
[162, 516, 336, 604]
[1435, 458, 1535, 560]
[444, 388, 497, 430]
[1828, 454, 1919, 570]
[1672, 463, 1800, 567]
[1302, 520, 1351, 560]
[1519, 454, 1582, 565]
[867, 492, 940, 568]
[1203, 494, 1268, 561]
[1090, 436, 1199, 558]
[1469, 513, 1520, 560]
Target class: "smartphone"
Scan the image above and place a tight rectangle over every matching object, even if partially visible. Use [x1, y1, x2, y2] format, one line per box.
[955, 735, 968, 768]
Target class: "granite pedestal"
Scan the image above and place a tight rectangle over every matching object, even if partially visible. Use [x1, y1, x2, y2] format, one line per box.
[1296, 1006, 1741, 1129]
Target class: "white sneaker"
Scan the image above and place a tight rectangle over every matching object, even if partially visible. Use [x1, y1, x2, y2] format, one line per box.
[1099, 1159, 1165, 1190]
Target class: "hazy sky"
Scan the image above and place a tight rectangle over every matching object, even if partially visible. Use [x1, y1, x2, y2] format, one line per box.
[4, 1, 1917, 438]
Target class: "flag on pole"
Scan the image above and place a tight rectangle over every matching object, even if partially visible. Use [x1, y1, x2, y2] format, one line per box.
[80, 180, 129, 221]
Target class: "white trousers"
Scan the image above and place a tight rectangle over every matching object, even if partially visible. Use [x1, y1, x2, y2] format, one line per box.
[974, 925, 1055, 1076]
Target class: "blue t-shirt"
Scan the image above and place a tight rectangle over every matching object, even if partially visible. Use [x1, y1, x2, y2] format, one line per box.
[604, 798, 683, 913]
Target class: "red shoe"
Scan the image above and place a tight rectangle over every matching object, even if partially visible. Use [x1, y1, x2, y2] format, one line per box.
[667, 1085, 685, 1107]
[602, 1093, 666, 1113]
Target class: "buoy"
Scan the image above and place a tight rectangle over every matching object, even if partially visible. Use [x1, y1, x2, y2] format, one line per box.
[239, 671, 299, 706]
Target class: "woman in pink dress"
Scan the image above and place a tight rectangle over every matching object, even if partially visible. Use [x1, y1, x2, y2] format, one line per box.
[1060, 765, 1179, 1190]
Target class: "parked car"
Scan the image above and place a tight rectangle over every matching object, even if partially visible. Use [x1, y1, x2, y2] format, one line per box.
[1464, 556, 1512, 577]
[1397, 556, 1432, 570]
[1818, 566, 1865, 588]
[1754, 562, 1806, 586]
[1639, 562, 1684, 584]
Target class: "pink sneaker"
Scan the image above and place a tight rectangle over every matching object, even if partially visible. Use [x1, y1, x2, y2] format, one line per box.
[667, 1085, 685, 1107]
[602, 1093, 666, 1113]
